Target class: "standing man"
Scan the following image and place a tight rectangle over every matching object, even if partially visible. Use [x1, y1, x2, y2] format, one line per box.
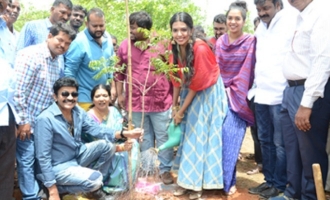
[208, 14, 227, 47]
[69, 5, 87, 33]
[248, 0, 298, 198]
[0, 1, 19, 199]
[14, 23, 76, 200]
[4, 0, 20, 66]
[34, 77, 143, 200]
[65, 8, 115, 111]
[270, 0, 330, 199]
[6, 0, 19, 35]
[16, 0, 72, 50]
[115, 11, 174, 184]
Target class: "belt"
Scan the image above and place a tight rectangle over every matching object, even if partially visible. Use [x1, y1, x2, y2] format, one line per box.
[287, 79, 306, 87]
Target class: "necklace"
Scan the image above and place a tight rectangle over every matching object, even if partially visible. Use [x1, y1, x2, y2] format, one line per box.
[67, 121, 74, 136]
[93, 108, 109, 122]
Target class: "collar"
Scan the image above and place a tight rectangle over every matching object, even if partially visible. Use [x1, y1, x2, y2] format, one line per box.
[45, 18, 53, 29]
[300, 0, 315, 21]
[267, 9, 285, 29]
[84, 28, 108, 42]
[41, 42, 58, 60]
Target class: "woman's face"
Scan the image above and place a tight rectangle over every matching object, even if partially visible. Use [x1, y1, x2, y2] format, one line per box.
[226, 9, 245, 34]
[171, 21, 192, 46]
[93, 88, 110, 110]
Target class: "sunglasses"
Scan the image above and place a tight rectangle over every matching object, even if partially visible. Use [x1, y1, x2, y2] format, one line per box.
[61, 91, 79, 97]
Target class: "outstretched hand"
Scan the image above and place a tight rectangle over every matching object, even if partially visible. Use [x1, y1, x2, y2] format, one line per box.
[125, 128, 144, 141]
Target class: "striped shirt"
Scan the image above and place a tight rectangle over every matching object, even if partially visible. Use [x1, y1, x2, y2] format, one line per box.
[215, 33, 256, 125]
[283, 0, 330, 108]
[14, 43, 61, 130]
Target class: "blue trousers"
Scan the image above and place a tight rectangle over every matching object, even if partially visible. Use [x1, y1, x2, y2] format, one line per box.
[281, 81, 330, 200]
[132, 108, 173, 174]
[255, 103, 286, 191]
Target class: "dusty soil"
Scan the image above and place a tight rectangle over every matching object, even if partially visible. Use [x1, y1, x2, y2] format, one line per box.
[129, 128, 264, 200]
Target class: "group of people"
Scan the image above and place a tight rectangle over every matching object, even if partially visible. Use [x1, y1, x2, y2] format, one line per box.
[0, 0, 329, 200]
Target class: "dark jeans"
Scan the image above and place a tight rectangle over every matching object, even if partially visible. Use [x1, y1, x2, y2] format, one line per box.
[256, 103, 287, 191]
[0, 105, 16, 199]
[249, 98, 262, 164]
[281, 81, 330, 200]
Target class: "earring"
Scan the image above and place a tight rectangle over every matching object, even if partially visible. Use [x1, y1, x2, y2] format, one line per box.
[171, 39, 176, 45]
[188, 38, 193, 44]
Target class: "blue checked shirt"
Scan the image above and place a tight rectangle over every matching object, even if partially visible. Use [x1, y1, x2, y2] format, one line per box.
[16, 18, 65, 73]
[14, 43, 62, 130]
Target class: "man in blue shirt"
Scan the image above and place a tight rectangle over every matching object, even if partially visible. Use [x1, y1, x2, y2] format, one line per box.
[64, 7, 116, 111]
[34, 77, 143, 200]
[16, 0, 72, 51]
[14, 23, 76, 200]
[0, 1, 19, 199]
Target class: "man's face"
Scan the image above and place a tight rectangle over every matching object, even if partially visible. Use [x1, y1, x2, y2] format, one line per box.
[288, 0, 311, 11]
[47, 31, 73, 57]
[130, 22, 146, 41]
[86, 13, 105, 39]
[53, 86, 78, 112]
[213, 22, 227, 39]
[50, 3, 71, 23]
[0, 0, 9, 15]
[112, 38, 118, 53]
[70, 10, 85, 30]
[6, 0, 20, 24]
[256, 0, 280, 25]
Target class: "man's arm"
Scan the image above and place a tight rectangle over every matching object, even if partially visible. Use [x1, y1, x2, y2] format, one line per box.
[295, 13, 330, 132]
[64, 40, 83, 77]
[13, 50, 36, 138]
[34, 116, 57, 193]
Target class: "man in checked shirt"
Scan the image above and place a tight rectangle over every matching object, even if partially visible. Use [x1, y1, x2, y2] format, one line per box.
[13, 23, 76, 200]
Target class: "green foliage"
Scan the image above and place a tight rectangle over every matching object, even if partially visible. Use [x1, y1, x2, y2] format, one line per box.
[14, 4, 49, 31]
[72, 0, 204, 43]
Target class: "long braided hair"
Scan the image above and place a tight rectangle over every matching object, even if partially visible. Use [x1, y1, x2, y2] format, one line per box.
[170, 12, 195, 86]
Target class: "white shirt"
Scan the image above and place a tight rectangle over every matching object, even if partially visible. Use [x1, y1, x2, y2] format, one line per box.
[0, 59, 20, 126]
[283, 1, 330, 108]
[254, 8, 298, 105]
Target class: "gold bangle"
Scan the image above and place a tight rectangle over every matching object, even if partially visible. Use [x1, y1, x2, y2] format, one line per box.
[172, 106, 180, 111]
[176, 113, 184, 119]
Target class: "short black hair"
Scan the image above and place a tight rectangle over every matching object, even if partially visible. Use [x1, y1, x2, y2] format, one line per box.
[87, 7, 104, 22]
[213, 14, 226, 24]
[254, 0, 283, 9]
[53, 77, 79, 95]
[49, 22, 76, 41]
[52, 0, 73, 9]
[73, 5, 87, 16]
[129, 11, 152, 30]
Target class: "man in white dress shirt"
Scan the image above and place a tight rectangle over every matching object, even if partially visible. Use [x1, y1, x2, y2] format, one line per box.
[248, 0, 298, 199]
[271, 0, 330, 199]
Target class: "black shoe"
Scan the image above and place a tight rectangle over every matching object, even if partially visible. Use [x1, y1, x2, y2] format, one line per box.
[259, 187, 281, 198]
[248, 182, 270, 195]
[84, 189, 106, 200]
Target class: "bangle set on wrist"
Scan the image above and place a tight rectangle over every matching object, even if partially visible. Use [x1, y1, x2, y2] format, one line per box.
[172, 106, 180, 111]
[175, 113, 184, 119]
